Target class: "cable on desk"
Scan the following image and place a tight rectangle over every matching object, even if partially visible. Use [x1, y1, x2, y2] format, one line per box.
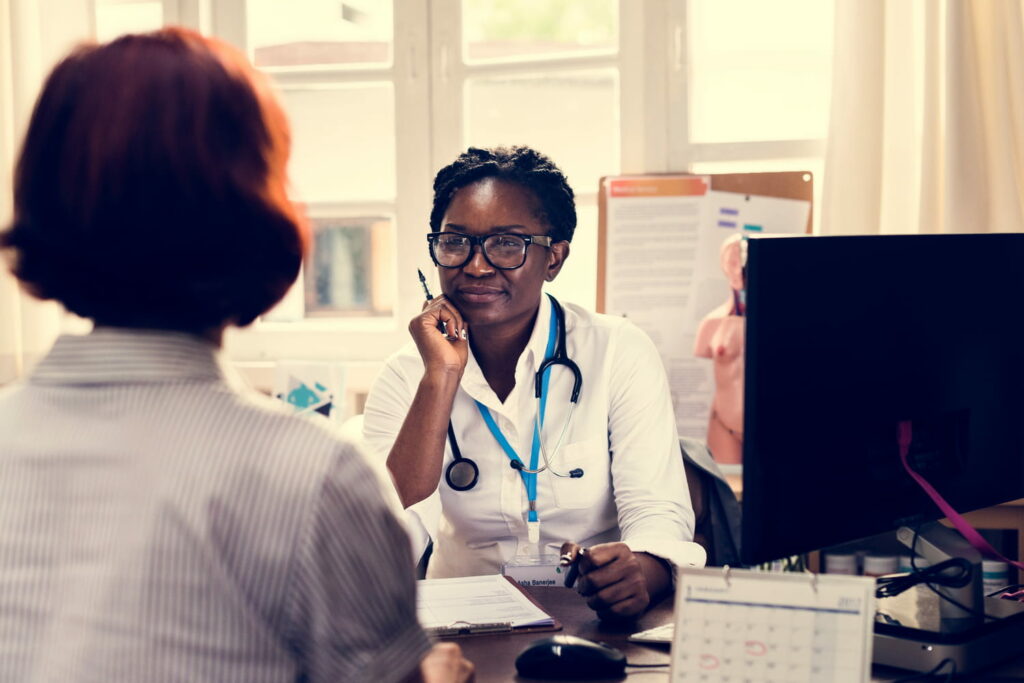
[986, 583, 1024, 598]
[875, 557, 973, 600]
[891, 657, 956, 682]
[891, 526, 1000, 622]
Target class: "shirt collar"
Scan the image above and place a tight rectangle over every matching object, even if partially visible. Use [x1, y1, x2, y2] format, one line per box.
[525, 292, 555, 369]
[461, 294, 554, 409]
[29, 327, 227, 386]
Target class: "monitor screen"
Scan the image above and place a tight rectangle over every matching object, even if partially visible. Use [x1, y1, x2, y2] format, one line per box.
[740, 234, 1024, 566]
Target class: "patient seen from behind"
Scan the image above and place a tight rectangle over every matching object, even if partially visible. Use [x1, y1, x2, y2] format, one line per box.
[0, 28, 470, 683]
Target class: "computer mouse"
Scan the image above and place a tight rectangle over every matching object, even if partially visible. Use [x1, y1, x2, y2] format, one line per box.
[515, 634, 627, 680]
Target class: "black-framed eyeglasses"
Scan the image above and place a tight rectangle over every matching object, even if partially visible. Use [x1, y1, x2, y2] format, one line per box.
[426, 231, 553, 270]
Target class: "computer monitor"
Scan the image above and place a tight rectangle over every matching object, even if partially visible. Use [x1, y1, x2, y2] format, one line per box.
[741, 233, 1024, 566]
[740, 233, 1024, 672]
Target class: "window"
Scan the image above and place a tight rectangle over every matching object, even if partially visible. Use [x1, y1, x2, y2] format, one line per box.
[85, 0, 834, 369]
[304, 217, 394, 317]
[95, 0, 164, 41]
[672, 0, 835, 228]
[431, 0, 624, 314]
[243, 0, 400, 323]
[462, 0, 616, 61]
[247, 0, 392, 68]
[686, 0, 833, 144]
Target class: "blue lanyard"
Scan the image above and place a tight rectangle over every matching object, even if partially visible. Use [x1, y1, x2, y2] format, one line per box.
[474, 302, 558, 523]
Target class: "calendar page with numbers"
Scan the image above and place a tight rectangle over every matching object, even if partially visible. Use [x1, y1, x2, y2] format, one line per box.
[670, 567, 876, 683]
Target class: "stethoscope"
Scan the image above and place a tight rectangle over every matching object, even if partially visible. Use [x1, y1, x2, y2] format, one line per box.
[444, 294, 584, 493]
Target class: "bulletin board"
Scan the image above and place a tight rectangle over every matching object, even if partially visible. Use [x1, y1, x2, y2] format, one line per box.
[596, 171, 813, 441]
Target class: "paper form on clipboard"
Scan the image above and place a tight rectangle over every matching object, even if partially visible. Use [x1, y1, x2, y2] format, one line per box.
[416, 574, 560, 637]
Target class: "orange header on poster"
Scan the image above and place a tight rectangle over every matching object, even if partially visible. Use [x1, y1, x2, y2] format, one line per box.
[607, 176, 708, 198]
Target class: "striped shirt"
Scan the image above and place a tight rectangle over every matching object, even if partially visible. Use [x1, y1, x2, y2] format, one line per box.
[0, 328, 431, 683]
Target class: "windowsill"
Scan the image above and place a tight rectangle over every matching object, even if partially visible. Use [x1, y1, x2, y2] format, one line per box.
[231, 358, 386, 412]
[253, 316, 399, 334]
[225, 316, 409, 365]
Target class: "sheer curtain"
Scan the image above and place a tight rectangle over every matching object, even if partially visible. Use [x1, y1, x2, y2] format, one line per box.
[0, 0, 90, 385]
[821, 0, 1024, 236]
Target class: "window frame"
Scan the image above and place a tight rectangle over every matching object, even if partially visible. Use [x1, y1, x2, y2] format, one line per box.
[665, 0, 830, 227]
[205, 0, 434, 371]
[104, 0, 832, 383]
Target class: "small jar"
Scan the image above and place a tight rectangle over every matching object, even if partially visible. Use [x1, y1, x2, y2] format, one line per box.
[982, 560, 1010, 596]
[863, 555, 898, 577]
[824, 553, 858, 575]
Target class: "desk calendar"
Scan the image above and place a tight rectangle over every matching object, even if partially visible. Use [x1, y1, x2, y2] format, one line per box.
[670, 567, 876, 683]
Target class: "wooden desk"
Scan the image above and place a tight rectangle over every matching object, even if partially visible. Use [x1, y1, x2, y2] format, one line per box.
[452, 586, 1024, 682]
[448, 587, 672, 682]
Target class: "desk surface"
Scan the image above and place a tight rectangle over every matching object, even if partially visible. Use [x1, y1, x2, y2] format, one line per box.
[448, 586, 672, 682]
[452, 586, 1024, 682]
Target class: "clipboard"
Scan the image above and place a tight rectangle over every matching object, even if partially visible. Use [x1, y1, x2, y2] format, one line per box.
[417, 574, 562, 638]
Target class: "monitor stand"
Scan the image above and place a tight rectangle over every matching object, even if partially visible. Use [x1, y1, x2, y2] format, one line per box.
[872, 523, 1024, 674]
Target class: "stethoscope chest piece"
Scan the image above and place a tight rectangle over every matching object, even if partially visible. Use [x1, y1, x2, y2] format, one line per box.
[444, 420, 479, 490]
[445, 457, 479, 491]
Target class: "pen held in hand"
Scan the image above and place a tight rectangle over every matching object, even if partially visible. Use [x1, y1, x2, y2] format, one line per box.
[417, 268, 458, 339]
[417, 268, 434, 301]
[559, 542, 587, 589]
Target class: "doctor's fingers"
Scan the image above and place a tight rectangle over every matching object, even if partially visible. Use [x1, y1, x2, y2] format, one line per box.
[592, 556, 645, 591]
[587, 578, 650, 620]
[585, 572, 648, 607]
[434, 300, 468, 340]
[415, 298, 468, 341]
[595, 598, 648, 622]
[575, 556, 640, 598]
[577, 542, 634, 576]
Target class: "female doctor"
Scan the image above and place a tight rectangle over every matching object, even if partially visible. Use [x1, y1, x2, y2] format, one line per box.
[362, 146, 706, 619]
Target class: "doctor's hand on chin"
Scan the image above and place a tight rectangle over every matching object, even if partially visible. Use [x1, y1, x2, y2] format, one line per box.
[410, 294, 470, 377]
[573, 542, 673, 621]
[387, 293, 474, 509]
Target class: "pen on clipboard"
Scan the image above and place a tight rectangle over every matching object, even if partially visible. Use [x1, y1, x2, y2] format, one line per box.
[560, 542, 588, 589]
[428, 621, 512, 637]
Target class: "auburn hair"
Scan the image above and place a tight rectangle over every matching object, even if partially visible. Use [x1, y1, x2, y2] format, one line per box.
[1, 27, 308, 330]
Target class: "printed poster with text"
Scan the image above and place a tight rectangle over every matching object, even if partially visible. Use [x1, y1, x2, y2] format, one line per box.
[602, 175, 810, 443]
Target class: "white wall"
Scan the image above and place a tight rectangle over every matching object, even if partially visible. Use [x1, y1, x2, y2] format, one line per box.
[0, 0, 95, 384]
[0, 0, 26, 384]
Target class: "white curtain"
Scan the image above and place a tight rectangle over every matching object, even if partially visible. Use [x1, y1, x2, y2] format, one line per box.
[0, 0, 93, 385]
[822, 0, 1024, 236]
[0, 0, 31, 386]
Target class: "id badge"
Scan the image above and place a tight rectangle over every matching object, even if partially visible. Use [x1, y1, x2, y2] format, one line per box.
[502, 554, 567, 588]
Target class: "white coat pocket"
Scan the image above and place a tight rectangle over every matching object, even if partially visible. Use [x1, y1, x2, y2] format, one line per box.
[548, 438, 608, 509]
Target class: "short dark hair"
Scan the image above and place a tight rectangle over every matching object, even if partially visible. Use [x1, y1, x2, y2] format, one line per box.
[0, 28, 307, 331]
[430, 146, 576, 243]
